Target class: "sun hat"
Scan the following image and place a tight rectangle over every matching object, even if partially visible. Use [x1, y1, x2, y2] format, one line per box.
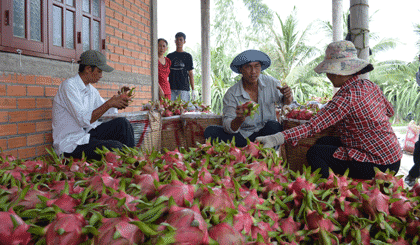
[78, 50, 114, 72]
[314, 40, 371, 76]
[230, 49, 271, 74]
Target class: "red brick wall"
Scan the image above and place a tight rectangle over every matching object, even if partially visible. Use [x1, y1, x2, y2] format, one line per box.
[106, 0, 151, 75]
[0, 0, 153, 159]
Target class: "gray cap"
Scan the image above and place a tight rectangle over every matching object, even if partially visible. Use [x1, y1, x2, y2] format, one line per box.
[78, 50, 114, 72]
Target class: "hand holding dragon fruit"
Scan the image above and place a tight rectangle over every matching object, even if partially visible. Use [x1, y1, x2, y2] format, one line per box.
[239, 101, 259, 119]
[118, 86, 136, 104]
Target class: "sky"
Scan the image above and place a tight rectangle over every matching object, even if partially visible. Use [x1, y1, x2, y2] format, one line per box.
[157, 0, 420, 63]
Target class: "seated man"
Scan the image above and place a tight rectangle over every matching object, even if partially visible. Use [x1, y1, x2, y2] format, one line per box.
[52, 50, 135, 161]
[204, 49, 293, 147]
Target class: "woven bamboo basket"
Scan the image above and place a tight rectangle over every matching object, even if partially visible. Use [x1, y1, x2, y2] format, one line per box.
[181, 112, 223, 148]
[140, 111, 162, 152]
[161, 115, 186, 151]
[99, 111, 162, 152]
[284, 118, 339, 173]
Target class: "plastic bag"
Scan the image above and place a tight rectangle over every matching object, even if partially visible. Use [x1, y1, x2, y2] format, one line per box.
[403, 120, 420, 154]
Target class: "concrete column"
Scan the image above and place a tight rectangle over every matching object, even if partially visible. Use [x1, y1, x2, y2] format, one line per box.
[350, 0, 369, 79]
[332, 0, 343, 42]
[332, 0, 344, 94]
[151, 0, 158, 101]
[201, 0, 211, 106]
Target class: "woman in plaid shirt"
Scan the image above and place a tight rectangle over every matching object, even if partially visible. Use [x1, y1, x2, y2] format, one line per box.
[257, 40, 402, 179]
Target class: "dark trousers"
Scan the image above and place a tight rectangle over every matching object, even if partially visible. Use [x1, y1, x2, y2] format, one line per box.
[307, 136, 401, 179]
[408, 135, 420, 178]
[203, 120, 283, 147]
[64, 117, 135, 161]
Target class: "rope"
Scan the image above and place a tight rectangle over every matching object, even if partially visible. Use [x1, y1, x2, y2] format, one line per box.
[350, 3, 369, 8]
[350, 28, 370, 50]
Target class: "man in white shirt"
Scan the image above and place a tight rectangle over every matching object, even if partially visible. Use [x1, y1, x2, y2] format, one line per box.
[52, 50, 134, 160]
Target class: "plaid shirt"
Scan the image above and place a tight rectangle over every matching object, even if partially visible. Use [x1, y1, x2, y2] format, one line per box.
[283, 76, 402, 165]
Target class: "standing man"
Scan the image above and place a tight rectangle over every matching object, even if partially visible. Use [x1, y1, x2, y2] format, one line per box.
[167, 32, 196, 102]
[52, 50, 135, 161]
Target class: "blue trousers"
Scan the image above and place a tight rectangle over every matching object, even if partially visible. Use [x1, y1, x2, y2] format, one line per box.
[64, 117, 135, 160]
[204, 120, 283, 147]
[307, 136, 401, 179]
[408, 135, 420, 178]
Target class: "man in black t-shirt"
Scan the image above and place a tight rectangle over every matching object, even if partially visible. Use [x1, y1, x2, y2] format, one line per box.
[167, 32, 195, 102]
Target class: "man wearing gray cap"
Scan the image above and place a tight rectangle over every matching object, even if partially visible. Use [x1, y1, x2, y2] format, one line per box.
[204, 49, 293, 147]
[52, 50, 135, 160]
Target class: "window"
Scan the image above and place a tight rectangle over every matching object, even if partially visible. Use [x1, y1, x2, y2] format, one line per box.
[1, 0, 106, 62]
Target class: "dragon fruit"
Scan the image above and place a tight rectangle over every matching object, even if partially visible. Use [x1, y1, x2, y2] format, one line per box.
[239, 188, 264, 210]
[13, 188, 52, 209]
[200, 187, 235, 219]
[242, 141, 260, 158]
[95, 216, 144, 245]
[305, 210, 338, 233]
[250, 221, 271, 242]
[87, 172, 120, 193]
[132, 174, 158, 199]
[232, 205, 253, 235]
[389, 193, 413, 218]
[209, 223, 245, 245]
[46, 193, 80, 213]
[157, 180, 195, 207]
[362, 188, 390, 218]
[0, 208, 31, 245]
[96, 191, 138, 212]
[163, 205, 209, 244]
[45, 213, 88, 245]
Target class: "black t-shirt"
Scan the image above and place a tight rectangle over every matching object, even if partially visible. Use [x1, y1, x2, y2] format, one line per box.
[167, 51, 194, 91]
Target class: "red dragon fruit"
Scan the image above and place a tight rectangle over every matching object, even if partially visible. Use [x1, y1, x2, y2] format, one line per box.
[13, 188, 52, 209]
[232, 205, 253, 235]
[228, 147, 247, 164]
[242, 141, 260, 158]
[87, 172, 120, 193]
[389, 193, 413, 218]
[95, 216, 145, 245]
[157, 180, 195, 207]
[247, 161, 269, 176]
[132, 174, 158, 199]
[239, 188, 264, 210]
[250, 221, 272, 243]
[46, 193, 80, 213]
[287, 177, 316, 206]
[197, 167, 213, 185]
[0, 208, 31, 245]
[47, 180, 84, 195]
[45, 213, 88, 245]
[333, 200, 362, 225]
[305, 210, 338, 233]
[199, 187, 235, 219]
[104, 151, 122, 166]
[279, 214, 301, 235]
[163, 205, 209, 244]
[362, 188, 390, 218]
[209, 223, 245, 245]
[96, 191, 138, 212]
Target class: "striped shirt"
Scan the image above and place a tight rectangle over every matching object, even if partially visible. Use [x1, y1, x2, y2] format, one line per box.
[283, 75, 402, 165]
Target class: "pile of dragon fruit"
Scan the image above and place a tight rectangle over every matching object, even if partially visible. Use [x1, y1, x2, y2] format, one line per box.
[0, 140, 419, 244]
[143, 98, 211, 117]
